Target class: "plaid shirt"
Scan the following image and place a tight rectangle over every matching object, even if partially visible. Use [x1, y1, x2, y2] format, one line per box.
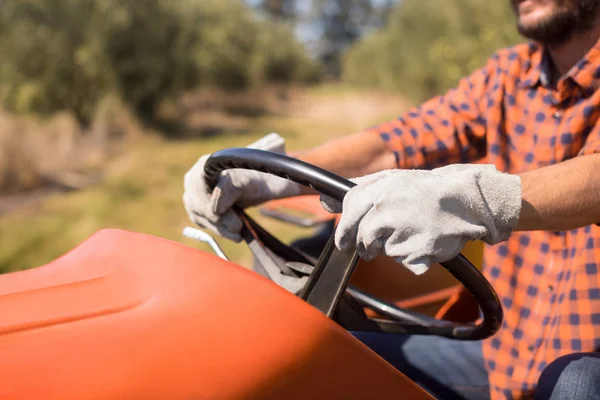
[365, 40, 600, 399]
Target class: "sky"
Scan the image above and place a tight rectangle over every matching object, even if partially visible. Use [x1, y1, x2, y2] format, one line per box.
[244, 0, 399, 54]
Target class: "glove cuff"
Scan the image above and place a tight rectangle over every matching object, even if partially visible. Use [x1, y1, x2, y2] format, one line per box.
[476, 168, 522, 244]
[433, 164, 522, 245]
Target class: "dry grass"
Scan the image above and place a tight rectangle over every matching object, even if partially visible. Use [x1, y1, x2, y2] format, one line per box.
[0, 96, 142, 195]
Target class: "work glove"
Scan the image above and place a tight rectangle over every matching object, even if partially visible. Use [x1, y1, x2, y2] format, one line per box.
[183, 133, 301, 242]
[320, 164, 522, 275]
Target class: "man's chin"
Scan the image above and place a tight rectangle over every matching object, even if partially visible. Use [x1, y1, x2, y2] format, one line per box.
[516, 16, 578, 45]
[514, 1, 600, 45]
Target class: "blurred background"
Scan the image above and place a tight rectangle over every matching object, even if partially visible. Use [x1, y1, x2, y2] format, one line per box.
[0, 0, 521, 273]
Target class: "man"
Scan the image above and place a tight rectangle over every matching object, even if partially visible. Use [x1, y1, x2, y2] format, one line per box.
[183, 0, 600, 398]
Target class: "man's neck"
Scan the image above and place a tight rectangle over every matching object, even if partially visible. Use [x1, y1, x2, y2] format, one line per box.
[547, 22, 600, 78]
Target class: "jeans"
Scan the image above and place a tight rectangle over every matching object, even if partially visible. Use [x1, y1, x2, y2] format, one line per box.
[352, 332, 490, 400]
[535, 352, 600, 400]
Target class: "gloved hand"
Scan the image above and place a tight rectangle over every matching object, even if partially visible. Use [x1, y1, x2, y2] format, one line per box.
[183, 133, 301, 242]
[320, 164, 522, 275]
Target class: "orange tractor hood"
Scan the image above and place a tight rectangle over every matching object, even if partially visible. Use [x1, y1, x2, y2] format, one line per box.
[0, 229, 432, 399]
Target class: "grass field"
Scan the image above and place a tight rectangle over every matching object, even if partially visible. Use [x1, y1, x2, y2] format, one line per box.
[0, 85, 409, 273]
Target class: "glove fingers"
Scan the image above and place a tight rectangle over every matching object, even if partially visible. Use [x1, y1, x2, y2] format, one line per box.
[334, 188, 374, 251]
[183, 154, 224, 224]
[192, 212, 243, 243]
[319, 171, 396, 215]
[319, 194, 342, 214]
[355, 208, 395, 261]
[183, 190, 216, 224]
[215, 209, 244, 238]
[393, 256, 431, 276]
[387, 232, 466, 275]
[185, 181, 243, 242]
[183, 132, 289, 244]
[334, 172, 400, 251]
[210, 172, 244, 216]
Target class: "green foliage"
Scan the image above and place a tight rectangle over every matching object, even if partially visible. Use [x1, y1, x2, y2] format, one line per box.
[0, 0, 318, 123]
[193, 0, 262, 91]
[0, 0, 112, 124]
[192, 1, 320, 90]
[255, 0, 297, 21]
[343, 0, 523, 101]
[250, 19, 322, 85]
[313, 0, 391, 76]
[98, 0, 202, 118]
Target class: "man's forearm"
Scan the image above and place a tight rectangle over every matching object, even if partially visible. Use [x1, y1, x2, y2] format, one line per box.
[293, 132, 398, 195]
[516, 154, 600, 231]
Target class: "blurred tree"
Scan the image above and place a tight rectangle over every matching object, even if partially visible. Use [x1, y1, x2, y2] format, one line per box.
[251, 18, 321, 84]
[0, 0, 199, 123]
[99, 0, 201, 118]
[311, 0, 394, 77]
[194, 0, 319, 90]
[343, 0, 522, 101]
[0, 0, 318, 124]
[257, 0, 297, 20]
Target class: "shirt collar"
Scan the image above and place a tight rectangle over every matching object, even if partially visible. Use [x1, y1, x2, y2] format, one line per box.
[569, 38, 600, 91]
[518, 42, 544, 89]
[519, 38, 600, 91]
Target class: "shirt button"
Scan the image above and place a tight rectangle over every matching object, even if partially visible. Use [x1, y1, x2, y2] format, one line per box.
[553, 110, 563, 119]
[528, 345, 535, 352]
[548, 285, 554, 292]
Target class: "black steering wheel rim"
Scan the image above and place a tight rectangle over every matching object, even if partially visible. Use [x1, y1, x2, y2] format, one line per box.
[204, 147, 504, 340]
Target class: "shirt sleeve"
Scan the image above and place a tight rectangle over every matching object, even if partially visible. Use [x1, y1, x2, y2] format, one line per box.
[362, 56, 498, 170]
[579, 124, 600, 155]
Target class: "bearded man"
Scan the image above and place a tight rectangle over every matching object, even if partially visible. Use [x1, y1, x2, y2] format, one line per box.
[183, 1, 600, 398]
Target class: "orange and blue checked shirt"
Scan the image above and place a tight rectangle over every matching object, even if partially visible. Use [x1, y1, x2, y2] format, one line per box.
[365, 39, 600, 399]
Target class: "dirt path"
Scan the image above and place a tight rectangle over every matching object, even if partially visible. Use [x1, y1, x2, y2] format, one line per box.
[0, 188, 61, 216]
[290, 90, 407, 126]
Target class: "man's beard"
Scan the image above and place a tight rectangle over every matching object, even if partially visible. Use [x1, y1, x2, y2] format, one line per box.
[515, 0, 600, 46]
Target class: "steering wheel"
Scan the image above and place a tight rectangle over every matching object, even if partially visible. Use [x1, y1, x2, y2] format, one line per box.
[204, 148, 503, 340]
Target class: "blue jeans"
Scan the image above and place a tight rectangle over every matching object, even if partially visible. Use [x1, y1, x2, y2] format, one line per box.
[354, 332, 600, 399]
[352, 332, 490, 400]
[535, 352, 600, 400]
